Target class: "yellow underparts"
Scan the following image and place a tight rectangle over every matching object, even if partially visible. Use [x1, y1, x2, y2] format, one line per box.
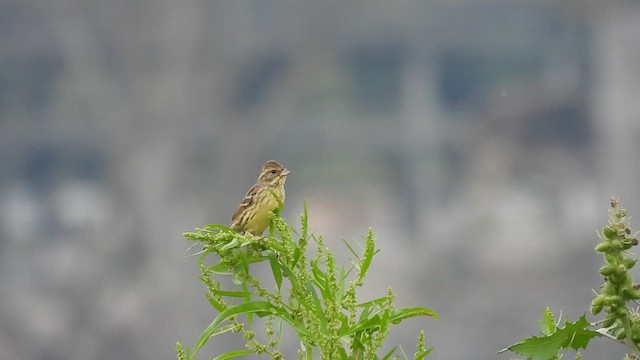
[243, 189, 284, 235]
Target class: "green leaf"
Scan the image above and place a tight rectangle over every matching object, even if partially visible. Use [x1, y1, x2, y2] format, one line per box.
[193, 301, 275, 354]
[292, 246, 302, 268]
[342, 306, 437, 336]
[205, 294, 226, 313]
[305, 281, 327, 330]
[278, 262, 301, 289]
[203, 295, 314, 343]
[381, 346, 397, 360]
[273, 309, 314, 339]
[499, 314, 601, 359]
[342, 312, 384, 335]
[266, 240, 287, 254]
[210, 288, 253, 298]
[560, 315, 600, 350]
[211, 350, 254, 360]
[206, 263, 232, 274]
[414, 347, 433, 360]
[310, 262, 328, 296]
[537, 307, 557, 335]
[202, 223, 232, 232]
[268, 254, 283, 290]
[389, 307, 439, 323]
[357, 305, 373, 325]
[350, 336, 366, 355]
[197, 248, 211, 264]
[206, 324, 237, 338]
[218, 238, 239, 251]
[342, 240, 361, 262]
[356, 296, 388, 308]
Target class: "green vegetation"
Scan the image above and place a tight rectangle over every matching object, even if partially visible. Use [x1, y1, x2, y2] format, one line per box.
[177, 203, 436, 359]
[501, 198, 640, 360]
[178, 198, 640, 359]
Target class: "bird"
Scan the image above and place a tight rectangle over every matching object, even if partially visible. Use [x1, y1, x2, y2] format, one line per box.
[230, 160, 291, 235]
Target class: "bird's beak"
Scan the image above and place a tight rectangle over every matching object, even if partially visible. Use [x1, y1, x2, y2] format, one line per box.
[282, 169, 291, 177]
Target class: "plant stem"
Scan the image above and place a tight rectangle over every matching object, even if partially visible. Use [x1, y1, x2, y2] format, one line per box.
[624, 313, 637, 359]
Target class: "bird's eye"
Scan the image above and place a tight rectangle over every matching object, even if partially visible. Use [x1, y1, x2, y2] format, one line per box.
[270, 170, 277, 174]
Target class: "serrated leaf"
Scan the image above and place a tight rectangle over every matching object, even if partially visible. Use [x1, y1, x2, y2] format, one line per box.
[538, 307, 557, 335]
[560, 315, 600, 350]
[499, 314, 601, 359]
[503, 332, 566, 359]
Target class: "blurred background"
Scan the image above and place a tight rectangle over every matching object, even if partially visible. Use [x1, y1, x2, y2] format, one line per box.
[1, 0, 640, 359]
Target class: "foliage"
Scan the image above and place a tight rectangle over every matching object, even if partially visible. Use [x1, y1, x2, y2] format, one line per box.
[499, 308, 598, 359]
[501, 198, 640, 360]
[177, 203, 437, 359]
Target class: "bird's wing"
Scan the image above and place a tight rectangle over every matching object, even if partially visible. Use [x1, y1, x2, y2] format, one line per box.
[231, 184, 259, 223]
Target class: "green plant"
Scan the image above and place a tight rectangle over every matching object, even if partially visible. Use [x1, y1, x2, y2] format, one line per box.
[501, 198, 640, 360]
[177, 203, 437, 359]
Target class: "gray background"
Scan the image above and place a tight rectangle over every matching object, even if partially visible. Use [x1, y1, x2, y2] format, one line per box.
[1, 1, 640, 359]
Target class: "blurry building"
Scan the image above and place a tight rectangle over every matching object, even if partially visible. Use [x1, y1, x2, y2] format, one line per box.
[1, 1, 639, 360]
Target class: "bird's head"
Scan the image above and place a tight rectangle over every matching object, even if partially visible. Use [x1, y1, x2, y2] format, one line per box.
[257, 160, 290, 187]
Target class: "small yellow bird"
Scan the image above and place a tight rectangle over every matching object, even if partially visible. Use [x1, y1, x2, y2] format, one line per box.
[230, 160, 291, 235]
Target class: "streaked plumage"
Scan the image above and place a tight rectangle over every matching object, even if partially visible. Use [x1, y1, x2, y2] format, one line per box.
[230, 160, 290, 235]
